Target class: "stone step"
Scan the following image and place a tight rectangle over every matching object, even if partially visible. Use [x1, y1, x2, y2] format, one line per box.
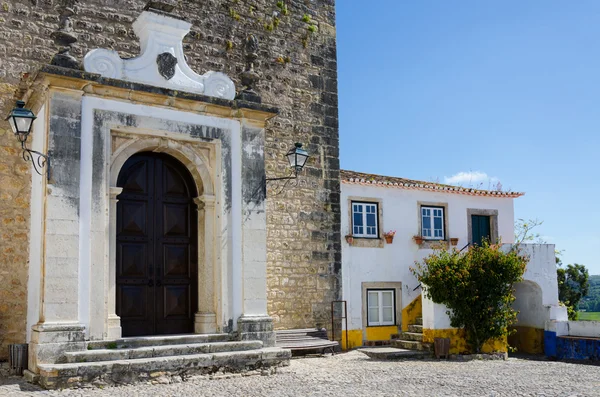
[408, 324, 423, 333]
[358, 347, 431, 360]
[65, 340, 262, 363]
[87, 333, 231, 350]
[36, 347, 291, 390]
[414, 317, 423, 326]
[400, 332, 423, 342]
[392, 340, 432, 351]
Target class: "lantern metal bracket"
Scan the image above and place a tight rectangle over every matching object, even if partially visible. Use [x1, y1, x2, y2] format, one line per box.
[265, 168, 300, 182]
[20, 140, 50, 180]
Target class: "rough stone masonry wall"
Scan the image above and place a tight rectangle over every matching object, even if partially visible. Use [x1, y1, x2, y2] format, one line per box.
[0, 0, 340, 357]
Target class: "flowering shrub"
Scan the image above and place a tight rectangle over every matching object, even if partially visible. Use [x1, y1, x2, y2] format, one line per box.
[384, 230, 396, 237]
[411, 243, 528, 353]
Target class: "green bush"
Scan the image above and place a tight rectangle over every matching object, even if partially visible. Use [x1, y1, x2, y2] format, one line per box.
[412, 243, 528, 353]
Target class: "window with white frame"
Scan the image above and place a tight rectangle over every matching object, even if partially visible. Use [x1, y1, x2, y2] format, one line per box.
[367, 289, 395, 326]
[421, 206, 445, 240]
[352, 201, 378, 238]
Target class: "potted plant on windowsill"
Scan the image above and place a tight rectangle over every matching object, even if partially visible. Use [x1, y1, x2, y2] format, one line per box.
[450, 238, 459, 246]
[413, 235, 425, 246]
[384, 230, 396, 244]
[345, 234, 354, 244]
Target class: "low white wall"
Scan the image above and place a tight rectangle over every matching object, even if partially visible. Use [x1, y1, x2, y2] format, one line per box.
[550, 321, 600, 338]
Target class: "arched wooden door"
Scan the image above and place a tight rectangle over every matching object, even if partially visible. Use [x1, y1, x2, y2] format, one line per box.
[116, 152, 198, 337]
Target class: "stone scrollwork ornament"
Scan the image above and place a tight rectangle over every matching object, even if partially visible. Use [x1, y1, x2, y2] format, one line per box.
[82, 1, 235, 100]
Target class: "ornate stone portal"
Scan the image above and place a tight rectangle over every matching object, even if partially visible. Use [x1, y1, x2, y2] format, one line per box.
[21, 2, 285, 388]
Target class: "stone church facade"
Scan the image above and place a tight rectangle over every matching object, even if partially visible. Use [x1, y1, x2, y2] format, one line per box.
[0, 0, 340, 363]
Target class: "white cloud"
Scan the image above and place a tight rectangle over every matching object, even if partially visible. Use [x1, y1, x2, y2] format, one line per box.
[444, 171, 499, 188]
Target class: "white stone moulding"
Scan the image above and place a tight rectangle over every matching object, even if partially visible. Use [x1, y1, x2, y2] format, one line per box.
[83, 11, 236, 100]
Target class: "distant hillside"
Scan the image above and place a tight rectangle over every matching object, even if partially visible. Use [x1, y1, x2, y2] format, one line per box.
[579, 275, 600, 312]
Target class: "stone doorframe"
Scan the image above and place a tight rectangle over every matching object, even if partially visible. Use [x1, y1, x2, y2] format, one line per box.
[107, 131, 221, 339]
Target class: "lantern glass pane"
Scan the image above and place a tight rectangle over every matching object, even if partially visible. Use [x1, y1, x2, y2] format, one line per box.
[296, 153, 309, 167]
[8, 117, 18, 134]
[15, 117, 33, 134]
[287, 152, 297, 168]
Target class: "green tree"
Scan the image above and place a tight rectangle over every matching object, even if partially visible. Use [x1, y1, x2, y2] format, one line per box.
[412, 243, 528, 353]
[557, 263, 589, 320]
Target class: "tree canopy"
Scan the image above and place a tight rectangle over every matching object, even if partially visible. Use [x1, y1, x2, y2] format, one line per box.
[557, 263, 589, 320]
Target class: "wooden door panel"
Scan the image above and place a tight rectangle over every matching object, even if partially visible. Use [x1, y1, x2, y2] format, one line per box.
[121, 160, 149, 194]
[163, 245, 190, 277]
[163, 163, 188, 197]
[163, 286, 191, 318]
[118, 243, 148, 277]
[162, 204, 189, 237]
[118, 201, 148, 236]
[118, 286, 150, 318]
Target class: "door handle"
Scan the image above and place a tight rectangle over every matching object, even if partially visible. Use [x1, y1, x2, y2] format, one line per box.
[156, 280, 162, 287]
[148, 279, 154, 287]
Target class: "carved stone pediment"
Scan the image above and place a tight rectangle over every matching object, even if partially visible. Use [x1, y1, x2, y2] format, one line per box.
[83, 9, 235, 100]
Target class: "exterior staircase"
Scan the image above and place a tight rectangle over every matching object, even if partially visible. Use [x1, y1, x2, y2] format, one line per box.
[391, 317, 433, 353]
[26, 333, 291, 390]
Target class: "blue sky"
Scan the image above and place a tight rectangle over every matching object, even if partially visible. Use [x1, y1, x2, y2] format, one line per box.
[336, 1, 600, 274]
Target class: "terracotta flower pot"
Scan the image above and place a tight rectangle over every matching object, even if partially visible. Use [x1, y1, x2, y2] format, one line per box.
[450, 238, 459, 246]
[385, 235, 394, 244]
[413, 236, 424, 245]
[345, 235, 354, 244]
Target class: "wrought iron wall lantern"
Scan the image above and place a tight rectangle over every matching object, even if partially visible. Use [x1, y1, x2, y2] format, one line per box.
[266, 143, 310, 182]
[6, 101, 49, 179]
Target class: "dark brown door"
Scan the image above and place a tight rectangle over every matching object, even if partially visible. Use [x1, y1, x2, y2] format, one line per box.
[116, 152, 198, 337]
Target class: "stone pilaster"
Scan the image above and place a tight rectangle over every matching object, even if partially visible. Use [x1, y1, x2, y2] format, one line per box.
[194, 195, 217, 333]
[107, 187, 123, 339]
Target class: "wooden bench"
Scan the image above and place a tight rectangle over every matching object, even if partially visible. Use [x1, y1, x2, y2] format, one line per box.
[275, 328, 339, 355]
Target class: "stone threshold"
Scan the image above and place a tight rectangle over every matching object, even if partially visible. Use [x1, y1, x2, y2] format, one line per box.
[65, 340, 263, 363]
[86, 333, 231, 350]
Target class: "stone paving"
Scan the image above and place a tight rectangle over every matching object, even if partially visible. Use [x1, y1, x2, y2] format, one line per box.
[2, 351, 600, 396]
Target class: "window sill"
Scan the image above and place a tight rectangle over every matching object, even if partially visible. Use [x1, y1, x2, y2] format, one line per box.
[366, 324, 397, 328]
[418, 239, 449, 250]
[349, 237, 385, 249]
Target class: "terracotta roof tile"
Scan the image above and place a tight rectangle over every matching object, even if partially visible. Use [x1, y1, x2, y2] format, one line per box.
[340, 170, 524, 198]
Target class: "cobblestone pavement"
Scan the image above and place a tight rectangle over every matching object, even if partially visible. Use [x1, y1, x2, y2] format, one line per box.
[2, 351, 600, 397]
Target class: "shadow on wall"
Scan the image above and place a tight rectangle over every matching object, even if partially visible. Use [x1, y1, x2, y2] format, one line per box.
[509, 281, 545, 354]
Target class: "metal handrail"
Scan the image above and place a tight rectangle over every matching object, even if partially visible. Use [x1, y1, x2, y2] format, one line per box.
[459, 242, 472, 252]
[413, 242, 472, 292]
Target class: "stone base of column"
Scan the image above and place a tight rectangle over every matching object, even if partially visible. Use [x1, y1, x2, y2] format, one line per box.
[107, 314, 122, 340]
[28, 323, 87, 374]
[237, 315, 276, 347]
[194, 313, 217, 334]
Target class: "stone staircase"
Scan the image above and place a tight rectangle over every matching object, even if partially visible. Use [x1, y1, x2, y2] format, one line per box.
[391, 317, 433, 353]
[27, 334, 291, 390]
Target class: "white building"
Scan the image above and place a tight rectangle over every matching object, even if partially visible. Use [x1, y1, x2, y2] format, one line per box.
[340, 170, 566, 353]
